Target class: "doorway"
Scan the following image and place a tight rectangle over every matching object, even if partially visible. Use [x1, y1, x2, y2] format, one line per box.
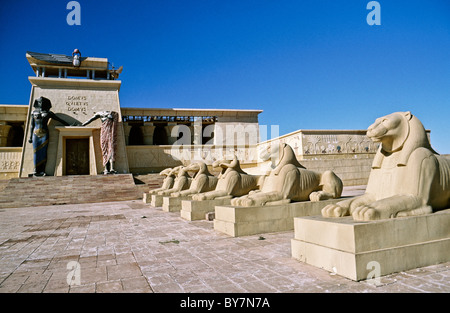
[65, 138, 90, 175]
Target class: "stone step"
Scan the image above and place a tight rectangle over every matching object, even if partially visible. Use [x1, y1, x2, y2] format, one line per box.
[0, 173, 164, 209]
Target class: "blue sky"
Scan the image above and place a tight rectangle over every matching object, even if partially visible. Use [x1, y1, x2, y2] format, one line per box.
[1, 0, 449, 152]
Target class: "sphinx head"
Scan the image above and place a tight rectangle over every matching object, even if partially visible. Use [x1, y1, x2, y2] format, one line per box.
[367, 111, 412, 153]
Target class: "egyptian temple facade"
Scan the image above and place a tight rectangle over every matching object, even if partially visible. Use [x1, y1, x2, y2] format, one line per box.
[0, 51, 381, 185]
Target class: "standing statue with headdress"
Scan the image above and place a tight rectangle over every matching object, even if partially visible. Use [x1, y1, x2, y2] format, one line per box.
[81, 111, 119, 174]
[28, 96, 71, 176]
[72, 49, 81, 67]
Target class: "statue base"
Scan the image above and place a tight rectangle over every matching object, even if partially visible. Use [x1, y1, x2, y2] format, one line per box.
[180, 198, 232, 221]
[162, 196, 192, 212]
[213, 198, 342, 237]
[143, 192, 152, 204]
[150, 194, 164, 207]
[291, 209, 450, 281]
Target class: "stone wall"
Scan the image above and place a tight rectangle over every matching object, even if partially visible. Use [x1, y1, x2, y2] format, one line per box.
[0, 147, 22, 179]
[257, 129, 378, 161]
[20, 77, 129, 177]
[126, 144, 258, 174]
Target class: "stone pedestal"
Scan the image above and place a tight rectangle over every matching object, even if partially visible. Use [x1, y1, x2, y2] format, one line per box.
[162, 196, 191, 212]
[150, 194, 164, 207]
[143, 192, 152, 204]
[291, 209, 450, 281]
[213, 198, 342, 237]
[180, 198, 232, 221]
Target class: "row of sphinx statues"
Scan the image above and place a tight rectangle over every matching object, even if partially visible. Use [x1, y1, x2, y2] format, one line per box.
[149, 142, 344, 207]
[149, 111, 450, 221]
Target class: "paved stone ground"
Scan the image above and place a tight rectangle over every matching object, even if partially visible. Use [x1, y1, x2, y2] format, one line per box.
[0, 198, 449, 294]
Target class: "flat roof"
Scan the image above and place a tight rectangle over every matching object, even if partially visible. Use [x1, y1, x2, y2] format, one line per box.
[26, 51, 109, 69]
[121, 107, 263, 117]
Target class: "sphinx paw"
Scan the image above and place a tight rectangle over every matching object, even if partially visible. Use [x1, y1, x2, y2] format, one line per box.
[309, 192, 322, 202]
[321, 204, 349, 218]
[230, 198, 242, 206]
[241, 198, 256, 207]
[352, 205, 379, 221]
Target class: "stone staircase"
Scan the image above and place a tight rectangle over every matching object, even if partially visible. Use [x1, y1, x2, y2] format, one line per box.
[0, 174, 164, 209]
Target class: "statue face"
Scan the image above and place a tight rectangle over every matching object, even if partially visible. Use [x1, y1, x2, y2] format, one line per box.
[258, 143, 281, 162]
[187, 162, 200, 172]
[367, 112, 408, 143]
[33, 97, 52, 111]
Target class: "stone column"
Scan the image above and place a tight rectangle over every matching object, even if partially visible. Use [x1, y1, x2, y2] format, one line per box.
[165, 123, 178, 145]
[188, 125, 195, 145]
[0, 122, 12, 147]
[193, 118, 203, 145]
[141, 122, 155, 145]
[123, 123, 132, 145]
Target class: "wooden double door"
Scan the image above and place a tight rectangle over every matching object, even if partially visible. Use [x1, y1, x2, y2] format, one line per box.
[65, 138, 90, 175]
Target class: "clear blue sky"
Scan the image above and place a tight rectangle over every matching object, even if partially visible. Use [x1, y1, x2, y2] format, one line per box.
[1, 0, 449, 153]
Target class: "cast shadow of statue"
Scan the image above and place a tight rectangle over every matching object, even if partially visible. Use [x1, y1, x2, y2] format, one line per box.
[54, 113, 82, 127]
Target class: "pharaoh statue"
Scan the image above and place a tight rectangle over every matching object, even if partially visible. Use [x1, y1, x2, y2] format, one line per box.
[28, 97, 71, 176]
[157, 166, 191, 196]
[171, 161, 218, 197]
[72, 49, 81, 67]
[322, 111, 450, 221]
[82, 111, 119, 174]
[147, 168, 175, 195]
[191, 154, 261, 201]
[231, 143, 343, 207]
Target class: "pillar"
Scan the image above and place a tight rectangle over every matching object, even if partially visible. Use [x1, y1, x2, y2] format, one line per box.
[141, 122, 156, 145]
[193, 118, 203, 145]
[123, 123, 132, 145]
[0, 123, 12, 147]
[165, 123, 178, 145]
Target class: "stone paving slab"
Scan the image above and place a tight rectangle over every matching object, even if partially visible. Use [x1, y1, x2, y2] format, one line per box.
[0, 199, 449, 294]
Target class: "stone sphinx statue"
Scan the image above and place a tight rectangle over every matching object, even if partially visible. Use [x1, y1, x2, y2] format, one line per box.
[322, 111, 450, 221]
[191, 155, 261, 201]
[171, 161, 218, 197]
[231, 143, 343, 207]
[147, 168, 175, 195]
[157, 166, 191, 196]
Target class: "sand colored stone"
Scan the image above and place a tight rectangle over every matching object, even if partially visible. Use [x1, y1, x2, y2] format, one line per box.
[20, 77, 129, 177]
[231, 143, 343, 207]
[291, 209, 450, 281]
[191, 155, 261, 201]
[157, 166, 191, 196]
[170, 162, 218, 197]
[162, 196, 191, 212]
[322, 111, 450, 221]
[180, 198, 232, 221]
[142, 168, 175, 203]
[150, 194, 164, 207]
[214, 198, 343, 237]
